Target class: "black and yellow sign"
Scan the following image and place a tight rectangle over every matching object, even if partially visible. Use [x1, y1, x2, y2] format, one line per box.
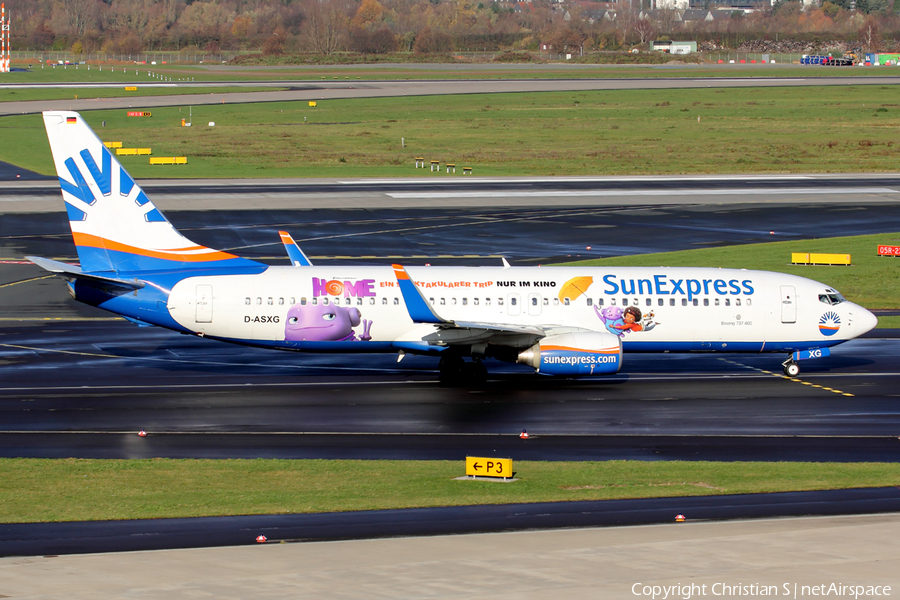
[465, 456, 512, 479]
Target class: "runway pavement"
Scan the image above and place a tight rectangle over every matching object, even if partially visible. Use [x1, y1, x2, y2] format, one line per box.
[2, 179, 900, 572]
[3, 75, 900, 116]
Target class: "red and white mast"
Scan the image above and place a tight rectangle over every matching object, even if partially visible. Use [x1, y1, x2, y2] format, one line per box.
[0, 3, 9, 73]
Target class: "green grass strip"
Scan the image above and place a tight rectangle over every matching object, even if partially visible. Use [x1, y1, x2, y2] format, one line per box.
[3, 85, 899, 178]
[3, 458, 899, 523]
[560, 231, 900, 311]
[0, 86, 281, 103]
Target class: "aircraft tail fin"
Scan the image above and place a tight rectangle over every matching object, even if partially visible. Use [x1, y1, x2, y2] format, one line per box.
[42, 111, 260, 274]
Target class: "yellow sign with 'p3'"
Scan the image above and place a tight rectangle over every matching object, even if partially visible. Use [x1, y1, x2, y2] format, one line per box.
[466, 457, 513, 479]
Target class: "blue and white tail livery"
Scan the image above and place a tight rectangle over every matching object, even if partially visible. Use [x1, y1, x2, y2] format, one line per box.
[31, 110, 878, 382]
[41, 111, 259, 274]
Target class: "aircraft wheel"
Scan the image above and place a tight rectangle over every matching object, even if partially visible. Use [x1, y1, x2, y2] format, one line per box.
[460, 361, 488, 386]
[783, 362, 800, 377]
[439, 355, 464, 385]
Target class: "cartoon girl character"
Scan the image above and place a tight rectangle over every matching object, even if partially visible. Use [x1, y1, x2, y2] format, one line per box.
[619, 306, 643, 333]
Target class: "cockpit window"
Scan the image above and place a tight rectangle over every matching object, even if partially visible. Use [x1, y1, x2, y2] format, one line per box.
[819, 293, 846, 306]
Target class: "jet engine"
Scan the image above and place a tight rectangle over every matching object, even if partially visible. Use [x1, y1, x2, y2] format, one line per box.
[516, 331, 622, 376]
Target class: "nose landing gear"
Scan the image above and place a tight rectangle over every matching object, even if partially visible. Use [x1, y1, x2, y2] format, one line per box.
[782, 359, 800, 377]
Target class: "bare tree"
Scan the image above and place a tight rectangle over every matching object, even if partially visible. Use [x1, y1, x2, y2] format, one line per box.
[858, 16, 878, 53]
[301, 0, 348, 55]
[634, 16, 656, 44]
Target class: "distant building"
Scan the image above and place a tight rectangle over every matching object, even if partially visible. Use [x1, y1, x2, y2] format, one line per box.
[651, 40, 698, 54]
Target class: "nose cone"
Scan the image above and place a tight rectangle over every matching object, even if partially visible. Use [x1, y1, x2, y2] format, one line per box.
[853, 305, 878, 336]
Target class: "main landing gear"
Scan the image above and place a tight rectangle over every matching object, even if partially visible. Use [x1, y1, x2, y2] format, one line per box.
[439, 354, 487, 386]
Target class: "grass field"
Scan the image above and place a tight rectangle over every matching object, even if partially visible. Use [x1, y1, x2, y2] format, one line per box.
[561, 231, 900, 309]
[0, 85, 282, 103]
[2, 85, 899, 178]
[2, 458, 899, 523]
[9, 61, 900, 84]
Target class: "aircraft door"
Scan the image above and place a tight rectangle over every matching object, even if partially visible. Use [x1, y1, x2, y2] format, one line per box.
[507, 293, 521, 316]
[527, 293, 542, 316]
[780, 285, 796, 323]
[196, 284, 213, 323]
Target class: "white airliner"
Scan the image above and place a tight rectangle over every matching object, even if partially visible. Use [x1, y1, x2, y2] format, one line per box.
[30, 110, 878, 382]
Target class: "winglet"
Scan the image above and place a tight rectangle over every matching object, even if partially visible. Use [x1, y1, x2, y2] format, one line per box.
[278, 231, 313, 267]
[392, 264, 451, 325]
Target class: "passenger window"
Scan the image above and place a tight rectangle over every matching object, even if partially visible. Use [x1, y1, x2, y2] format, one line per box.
[345, 298, 351, 306]
[564, 298, 570, 306]
[393, 298, 399, 305]
[312, 298, 318, 305]
[714, 298, 720, 306]
[474, 298, 479, 305]
[693, 299, 699, 306]
[543, 298, 548, 305]
[646, 298, 651, 307]
[290, 297, 295, 305]
[278, 298, 284, 305]
[256, 297, 262, 305]
[682, 298, 687, 306]
[553, 298, 560, 306]
[498, 298, 504, 306]
[452, 298, 457, 305]
[382, 297, 388, 305]
[245, 297, 251, 305]
[746, 299, 752, 306]
[597, 298, 604, 306]
[725, 299, 730, 306]
[586, 298, 592, 306]
[736, 299, 742, 306]
[532, 297, 538, 306]
[440, 298, 446, 305]
[462, 298, 468, 306]
[622, 299, 628, 306]
[300, 298, 307, 306]
[429, 297, 434, 305]
[485, 298, 491, 306]
[703, 298, 709, 307]
[610, 298, 616, 306]
[511, 297, 517, 306]
[267, 297, 273, 305]
[357, 298, 362, 306]
[369, 298, 375, 305]
[658, 298, 664, 307]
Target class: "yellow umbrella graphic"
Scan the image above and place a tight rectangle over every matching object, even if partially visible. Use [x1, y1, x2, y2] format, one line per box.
[558, 276, 594, 302]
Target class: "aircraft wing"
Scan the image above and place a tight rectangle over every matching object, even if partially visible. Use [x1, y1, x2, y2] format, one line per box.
[27, 256, 145, 290]
[392, 264, 600, 349]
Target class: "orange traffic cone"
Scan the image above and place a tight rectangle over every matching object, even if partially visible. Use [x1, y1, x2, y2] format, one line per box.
[520, 429, 529, 439]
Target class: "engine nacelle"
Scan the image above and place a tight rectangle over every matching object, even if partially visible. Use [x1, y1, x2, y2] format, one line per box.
[516, 331, 622, 376]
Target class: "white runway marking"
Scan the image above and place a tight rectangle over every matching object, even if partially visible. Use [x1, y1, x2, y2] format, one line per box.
[387, 187, 899, 199]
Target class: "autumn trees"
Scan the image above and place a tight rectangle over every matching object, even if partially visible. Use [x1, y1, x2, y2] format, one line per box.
[4, 0, 899, 58]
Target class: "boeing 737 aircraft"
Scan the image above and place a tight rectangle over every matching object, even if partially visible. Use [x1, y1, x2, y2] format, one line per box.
[30, 111, 878, 382]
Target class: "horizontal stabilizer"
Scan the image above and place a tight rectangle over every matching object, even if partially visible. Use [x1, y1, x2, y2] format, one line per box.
[27, 256, 145, 289]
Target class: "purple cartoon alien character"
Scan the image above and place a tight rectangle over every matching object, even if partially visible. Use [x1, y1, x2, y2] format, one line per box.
[595, 305, 626, 338]
[284, 303, 372, 342]
[594, 305, 658, 338]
